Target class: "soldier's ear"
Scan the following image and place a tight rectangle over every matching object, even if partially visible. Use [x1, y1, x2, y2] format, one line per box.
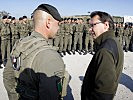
[46, 18, 51, 29]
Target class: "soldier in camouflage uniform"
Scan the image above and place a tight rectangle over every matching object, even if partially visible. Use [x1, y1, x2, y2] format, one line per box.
[77, 18, 84, 54]
[84, 18, 91, 55]
[59, 20, 65, 53]
[119, 23, 124, 46]
[10, 17, 19, 48]
[116, 23, 124, 46]
[63, 18, 73, 55]
[3, 4, 69, 100]
[130, 25, 133, 51]
[70, 18, 75, 49]
[0, 16, 11, 66]
[18, 17, 28, 38]
[54, 22, 62, 54]
[115, 23, 118, 34]
[22, 16, 30, 37]
[89, 36, 94, 54]
[128, 25, 133, 51]
[71, 18, 77, 54]
[72, 18, 79, 54]
[54, 20, 64, 56]
[28, 17, 34, 35]
[17, 17, 23, 39]
[123, 24, 130, 52]
[0, 16, 8, 67]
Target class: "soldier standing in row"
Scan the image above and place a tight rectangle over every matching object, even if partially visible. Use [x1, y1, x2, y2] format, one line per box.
[54, 20, 64, 57]
[84, 18, 90, 55]
[71, 18, 77, 54]
[63, 18, 73, 55]
[84, 18, 94, 55]
[118, 23, 124, 46]
[10, 17, 19, 49]
[77, 18, 84, 54]
[59, 20, 65, 54]
[0, 16, 11, 66]
[123, 24, 130, 52]
[72, 18, 79, 54]
[22, 16, 30, 37]
[130, 25, 133, 51]
[17, 17, 23, 38]
[28, 17, 34, 35]
[0, 16, 7, 68]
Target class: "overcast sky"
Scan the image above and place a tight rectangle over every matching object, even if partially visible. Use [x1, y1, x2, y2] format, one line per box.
[0, 0, 133, 18]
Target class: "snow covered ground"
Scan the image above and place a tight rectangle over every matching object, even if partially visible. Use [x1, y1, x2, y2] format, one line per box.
[0, 51, 133, 100]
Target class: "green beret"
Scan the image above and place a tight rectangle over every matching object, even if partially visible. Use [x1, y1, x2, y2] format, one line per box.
[35, 4, 62, 22]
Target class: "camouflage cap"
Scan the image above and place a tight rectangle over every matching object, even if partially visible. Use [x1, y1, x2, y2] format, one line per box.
[34, 4, 62, 22]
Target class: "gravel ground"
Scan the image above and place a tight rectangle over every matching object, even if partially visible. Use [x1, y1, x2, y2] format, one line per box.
[0, 51, 133, 100]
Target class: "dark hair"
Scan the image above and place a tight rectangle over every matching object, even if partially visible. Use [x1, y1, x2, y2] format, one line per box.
[67, 18, 71, 20]
[74, 18, 77, 21]
[12, 17, 15, 20]
[71, 18, 74, 20]
[61, 18, 63, 21]
[19, 17, 23, 20]
[23, 16, 27, 19]
[86, 18, 90, 21]
[90, 11, 114, 30]
[8, 16, 12, 19]
[2, 16, 7, 19]
[63, 18, 67, 20]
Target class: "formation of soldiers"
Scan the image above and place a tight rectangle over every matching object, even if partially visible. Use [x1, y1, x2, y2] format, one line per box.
[0, 16, 133, 68]
[54, 18, 94, 57]
[0, 15, 33, 68]
[54, 18, 133, 57]
[115, 22, 133, 52]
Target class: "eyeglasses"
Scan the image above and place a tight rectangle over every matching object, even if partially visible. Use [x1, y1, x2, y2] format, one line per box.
[90, 22, 103, 27]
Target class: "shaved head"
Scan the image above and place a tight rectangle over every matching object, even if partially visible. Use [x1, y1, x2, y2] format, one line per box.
[33, 10, 53, 29]
[32, 10, 59, 39]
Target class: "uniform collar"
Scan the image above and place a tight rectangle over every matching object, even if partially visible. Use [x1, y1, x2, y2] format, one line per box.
[31, 31, 51, 45]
